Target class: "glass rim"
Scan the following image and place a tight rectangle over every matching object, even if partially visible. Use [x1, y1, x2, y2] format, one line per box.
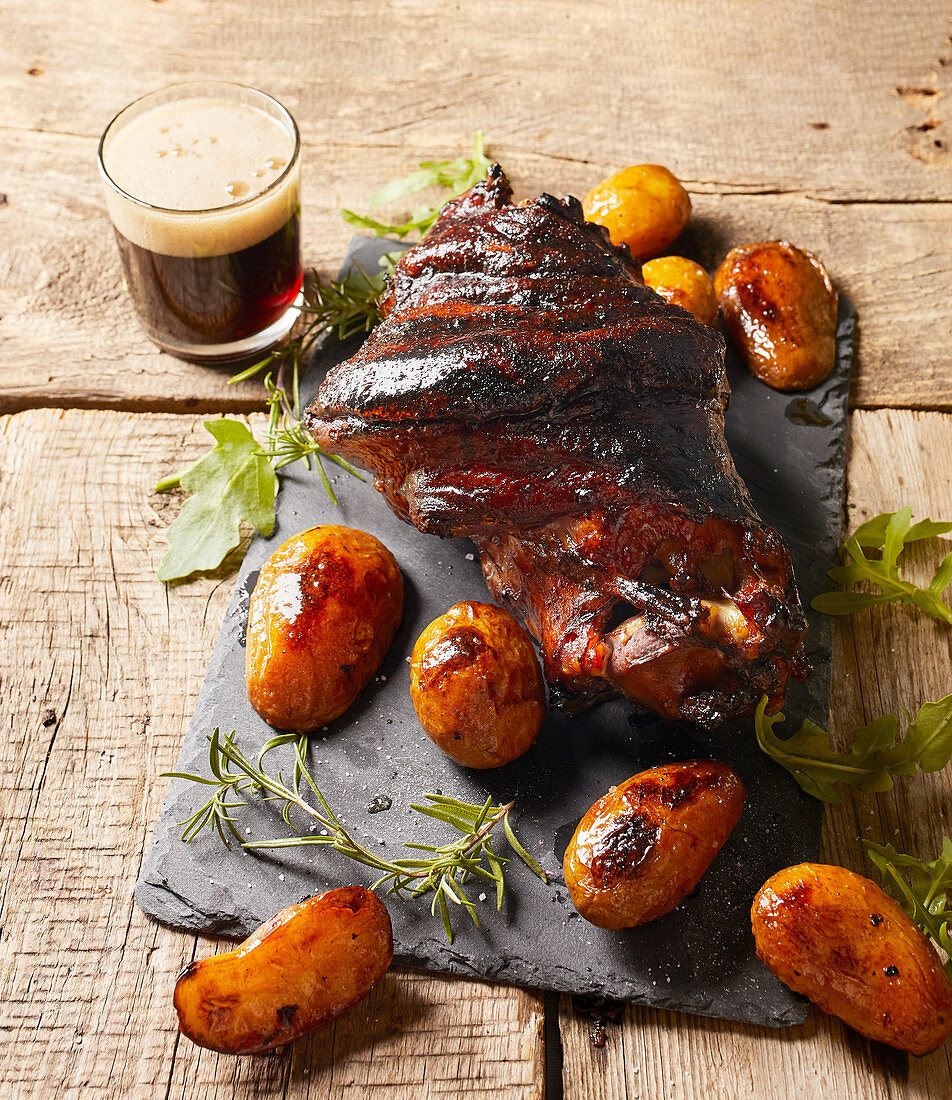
[97, 80, 301, 217]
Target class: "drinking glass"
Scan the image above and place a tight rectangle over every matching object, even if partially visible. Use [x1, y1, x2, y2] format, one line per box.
[98, 82, 302, 363]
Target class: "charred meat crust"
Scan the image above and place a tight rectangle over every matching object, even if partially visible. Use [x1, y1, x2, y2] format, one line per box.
[306, 165, 808, 725]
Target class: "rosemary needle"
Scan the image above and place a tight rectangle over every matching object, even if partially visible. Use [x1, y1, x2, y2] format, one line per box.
[164, 728, 547, 943]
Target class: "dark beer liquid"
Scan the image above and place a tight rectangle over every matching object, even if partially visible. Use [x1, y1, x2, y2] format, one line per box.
[114, 212, 302, 346]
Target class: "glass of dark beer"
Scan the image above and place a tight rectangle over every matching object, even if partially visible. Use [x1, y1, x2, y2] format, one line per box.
[98, 82, 302, 363]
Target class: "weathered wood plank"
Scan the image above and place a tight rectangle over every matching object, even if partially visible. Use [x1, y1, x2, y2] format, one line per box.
[3, 0, 951, 201]
[6, 1, 952, 1094]
[558, 408, 952, 1098]
[6, 408, 952, 1099]
[2, 127, 951, 414]
[0, 409, 544, 1099]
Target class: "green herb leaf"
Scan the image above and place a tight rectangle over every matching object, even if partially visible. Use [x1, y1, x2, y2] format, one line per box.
[754, 692, 952, 803]
[865, 837, 952, 977]
[156, 420, 276, 583]
[812, 507, 952, 624]
[809, 591, 897, 615]
[502, 813, 548, 881]
[340, 131, 491, 240]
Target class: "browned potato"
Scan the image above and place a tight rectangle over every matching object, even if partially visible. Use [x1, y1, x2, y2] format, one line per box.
[174, 887, 393, 1054]
[564, 760, 745, 929]
[713, 240, 838, 391]
[641, 256, 718, 325]
[752, 863, 952, 1055]
[582, 165, 691, 260]
[410, 601, 545, 768]
[246, 525, 403, 731]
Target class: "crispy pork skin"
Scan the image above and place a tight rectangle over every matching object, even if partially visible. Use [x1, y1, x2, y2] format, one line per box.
[305, 165, 808, 725]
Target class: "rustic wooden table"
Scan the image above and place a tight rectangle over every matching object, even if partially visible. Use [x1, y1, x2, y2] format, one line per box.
[3, 2, 952, 1096]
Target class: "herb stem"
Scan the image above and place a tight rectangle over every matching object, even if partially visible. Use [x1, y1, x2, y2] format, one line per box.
[154, 471, 186, 493]
[398, 802, 514, 882]
[166, 728, 545, 942]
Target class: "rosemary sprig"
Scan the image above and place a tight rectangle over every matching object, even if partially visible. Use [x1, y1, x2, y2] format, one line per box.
[164, 728, 547, 943]
[153, 268, 379, 581]
[232, 263, 389, 473]
[229, 262, 389, 391]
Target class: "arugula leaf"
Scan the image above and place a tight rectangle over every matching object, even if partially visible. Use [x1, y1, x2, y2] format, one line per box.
[812, 507, 952, 624]
[339, 207, 439, 240]
[341, 131, 492, 239]
[156, 420, 276, 583]
[754, 692, 952, 803]
[865, 838, 952, 975]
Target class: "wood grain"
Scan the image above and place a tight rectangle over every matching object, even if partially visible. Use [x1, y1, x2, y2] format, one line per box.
[4, 409, 952, 1099]
[0, 409, 543, 1099]
[4, 0, 951, 200]
[6, 1, 952, 1096]
[558, 409, 952, 1098]
[2, 128, 951, 414]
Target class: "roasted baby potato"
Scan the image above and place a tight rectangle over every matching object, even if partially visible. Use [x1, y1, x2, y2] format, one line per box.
[641, 256, 718, 325]
[582, 164, 691, 260]
[564, 760, 745, 930]
[752, 863, 952, 1055]
[713, 240, 838, 391]
[174, 886, 393, 1055]
[410, 601, 545, 768]
[246, 525, 403, 731]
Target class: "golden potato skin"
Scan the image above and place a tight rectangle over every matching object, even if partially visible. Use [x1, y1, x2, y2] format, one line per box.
[246, 525, 403, 732]
[641, 256, 718, 325]
[174, 887, 393, 1055]
[752, 863, 952, 1055]
[582, 165, 691, 260]
[713, 240, 838, 391]
[564, 760, 745, 930]
[410, 601, 545, 768]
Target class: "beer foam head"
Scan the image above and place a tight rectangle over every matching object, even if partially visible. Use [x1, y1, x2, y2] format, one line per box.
[99, 85, 300, 258]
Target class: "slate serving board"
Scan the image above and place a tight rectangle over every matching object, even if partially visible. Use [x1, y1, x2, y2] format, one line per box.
[136, 236, 855, 1027]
